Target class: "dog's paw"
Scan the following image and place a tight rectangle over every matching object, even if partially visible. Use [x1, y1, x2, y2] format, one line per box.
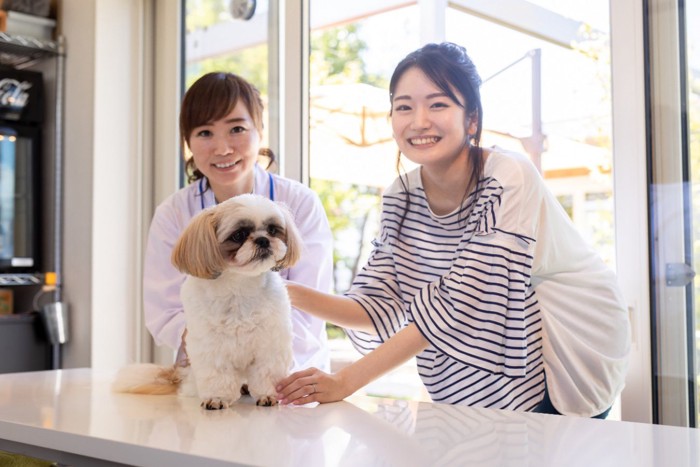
[201, 398, 231, 410]
[240, 384, 250, 396]
[256, 396, 278, 407]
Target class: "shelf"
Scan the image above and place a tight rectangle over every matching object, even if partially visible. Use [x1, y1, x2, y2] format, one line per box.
[0, 311, 36, 322]
[0, 31, 61, 67]
[0, 273, 43, 286]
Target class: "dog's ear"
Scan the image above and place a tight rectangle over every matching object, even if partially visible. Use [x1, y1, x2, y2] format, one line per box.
[275, 204, 303, 270]
[171, 209, 225, 279]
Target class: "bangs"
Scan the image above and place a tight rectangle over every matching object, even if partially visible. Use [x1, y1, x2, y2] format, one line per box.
[418, 59, 467, 110]
[180, 72, 265, 147]
[183, 83, 239, 137]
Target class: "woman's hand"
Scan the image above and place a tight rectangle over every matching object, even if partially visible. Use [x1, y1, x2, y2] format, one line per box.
[276, 367, 353, 405]
[276, 325, 428, 406]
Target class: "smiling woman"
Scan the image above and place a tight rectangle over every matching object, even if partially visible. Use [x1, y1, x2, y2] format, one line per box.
[142, 72, 335, 376]
[276, 43, 630, 420]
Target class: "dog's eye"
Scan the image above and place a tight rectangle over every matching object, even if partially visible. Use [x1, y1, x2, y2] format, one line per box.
[230, 230, 249, 243]
[267, 225, 280, 236]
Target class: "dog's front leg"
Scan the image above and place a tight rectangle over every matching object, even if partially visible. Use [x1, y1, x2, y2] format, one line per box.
[247, 334, 293, 406]
[194, 367, 242, 410]
[247, 369, 287, 407]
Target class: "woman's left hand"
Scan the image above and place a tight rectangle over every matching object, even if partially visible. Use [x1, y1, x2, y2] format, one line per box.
[276, 367, 351, 405]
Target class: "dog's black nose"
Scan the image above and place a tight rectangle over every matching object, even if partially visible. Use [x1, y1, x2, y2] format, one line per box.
[255, 237, 270, 248]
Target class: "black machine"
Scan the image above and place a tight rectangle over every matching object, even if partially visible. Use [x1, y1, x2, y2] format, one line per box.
[0, 65, 43, 275]
[0, 65, 52, 374]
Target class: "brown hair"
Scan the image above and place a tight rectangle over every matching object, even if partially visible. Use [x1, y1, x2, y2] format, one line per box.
[180, 72, 275, 183]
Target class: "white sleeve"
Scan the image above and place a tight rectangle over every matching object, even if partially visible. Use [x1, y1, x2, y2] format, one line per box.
[278, 185, 334, 371]
[143, 203, 187, 350]
[344, 222, 407, 354]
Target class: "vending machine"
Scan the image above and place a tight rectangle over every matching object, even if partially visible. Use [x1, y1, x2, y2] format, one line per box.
[0, 65, 51, 373]
[0, 65, 43, 275]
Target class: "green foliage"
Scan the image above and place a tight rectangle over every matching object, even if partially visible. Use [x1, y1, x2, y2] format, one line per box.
[326, 323, 347, 340]
[309, 25, 387, 292]
[186, 45, 269, 93]
[312, 180, 380, 218]
[310, 24, 387, 88]
[310, 179, 381, 282]
[312, 25, 366, 78]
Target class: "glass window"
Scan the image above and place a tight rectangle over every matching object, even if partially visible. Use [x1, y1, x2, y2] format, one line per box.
[646, 0, 700, 426]
[185, 0, 269, 91]
[446, 5, 615, 268]
[686, 0, 700, 426]
[309, 4, 421, 293]
[310, 2, 617, 283]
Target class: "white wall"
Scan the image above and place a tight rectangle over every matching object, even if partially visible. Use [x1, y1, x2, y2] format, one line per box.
[59, 0, 96, 368]
[60, 0, 148, 369]
[610, 0, 653, 423]
[151, 0, 182, 364]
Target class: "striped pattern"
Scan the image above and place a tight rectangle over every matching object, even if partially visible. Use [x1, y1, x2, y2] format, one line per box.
[346, 171, 545, 411]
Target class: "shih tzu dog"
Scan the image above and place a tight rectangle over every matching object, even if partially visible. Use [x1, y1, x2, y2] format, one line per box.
[114, 194, 300, 409]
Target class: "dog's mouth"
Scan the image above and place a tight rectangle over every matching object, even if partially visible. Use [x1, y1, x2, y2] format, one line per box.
[251, 248, 273, 262]
[233, 248, 276, 271]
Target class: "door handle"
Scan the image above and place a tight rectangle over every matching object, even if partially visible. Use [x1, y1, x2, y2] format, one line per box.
[665, 263, 696, 287]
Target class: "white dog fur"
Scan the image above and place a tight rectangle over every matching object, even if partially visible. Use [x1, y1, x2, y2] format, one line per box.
[113, 194, 301, 409]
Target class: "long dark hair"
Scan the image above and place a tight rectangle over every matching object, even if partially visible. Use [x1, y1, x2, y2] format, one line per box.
[180, 72, 275, 183]
[389, 42, 484, 228]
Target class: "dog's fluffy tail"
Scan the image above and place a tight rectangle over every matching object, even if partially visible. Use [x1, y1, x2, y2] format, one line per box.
[112, 363, 185, 395]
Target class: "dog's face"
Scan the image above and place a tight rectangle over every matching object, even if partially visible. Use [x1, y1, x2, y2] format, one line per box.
[171, 194, 302, 279]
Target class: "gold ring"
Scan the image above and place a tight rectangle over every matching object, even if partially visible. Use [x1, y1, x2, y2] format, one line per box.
[313, 383, 317, 394]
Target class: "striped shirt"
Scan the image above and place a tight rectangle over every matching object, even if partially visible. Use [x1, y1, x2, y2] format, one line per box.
[346, 148, 630, 416]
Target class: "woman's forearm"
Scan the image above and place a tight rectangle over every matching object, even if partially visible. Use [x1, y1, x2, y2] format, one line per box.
[287, 281, 374, 333]
[275, 323, 430, 405]
[339, 323, 429, 393]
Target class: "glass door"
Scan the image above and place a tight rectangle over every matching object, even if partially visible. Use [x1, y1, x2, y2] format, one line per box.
[647, 0, 700, 427]
[690, 0, 700, 426]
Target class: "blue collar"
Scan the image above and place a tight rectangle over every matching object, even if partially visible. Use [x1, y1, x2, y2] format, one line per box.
[199, 172, 275, 210]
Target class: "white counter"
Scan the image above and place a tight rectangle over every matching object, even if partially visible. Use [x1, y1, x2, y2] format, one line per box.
[0, 368, 698, 466]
